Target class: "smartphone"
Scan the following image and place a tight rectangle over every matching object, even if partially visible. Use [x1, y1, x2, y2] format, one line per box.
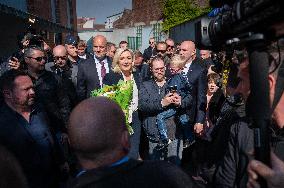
[169, 85, 177, 93]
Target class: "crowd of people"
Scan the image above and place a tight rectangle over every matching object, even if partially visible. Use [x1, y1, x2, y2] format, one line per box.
[0, 31, 283, 188]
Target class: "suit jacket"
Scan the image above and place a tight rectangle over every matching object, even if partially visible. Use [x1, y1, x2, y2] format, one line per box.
[77, 56, 112, 101]
[70, 159, 196, 188]
[186, 59, 207, 124]
[103, 70, 141, 89]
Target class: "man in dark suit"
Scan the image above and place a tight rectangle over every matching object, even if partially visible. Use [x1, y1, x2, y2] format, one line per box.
[179, 41, 207, 177]
[77, 35, 112, 101]
[0, 70, 65, 188]
[68, 97, 196, 188]
[180, 40, 207, 135]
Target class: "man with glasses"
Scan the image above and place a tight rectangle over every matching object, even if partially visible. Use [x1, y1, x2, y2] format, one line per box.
[24, 46, 71, 150]
[166, 38, 175, 58]
[156, 42, 171, 65]
[139, 57, 189, 165]
[77, 35, 112, 101]
[143, 38, 157, 62]
[45, 45, 78, 108]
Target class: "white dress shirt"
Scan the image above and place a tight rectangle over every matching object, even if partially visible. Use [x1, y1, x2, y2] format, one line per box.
[78, 54, 87, 59]
[182, 61, 192, 75]
[94, 56, 110, 87]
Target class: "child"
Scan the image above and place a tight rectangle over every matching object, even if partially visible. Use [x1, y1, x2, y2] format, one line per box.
[156, 54, 193, 149]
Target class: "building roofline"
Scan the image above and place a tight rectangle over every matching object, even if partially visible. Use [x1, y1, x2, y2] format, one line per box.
[0, 3, 74, 32]
[106, 11, 124, 18]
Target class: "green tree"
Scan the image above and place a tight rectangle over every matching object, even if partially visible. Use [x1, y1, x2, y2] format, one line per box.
[163, 0, 211, 31]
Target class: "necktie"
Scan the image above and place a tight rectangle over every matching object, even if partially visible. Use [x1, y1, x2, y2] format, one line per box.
[100, 61, 106, 80]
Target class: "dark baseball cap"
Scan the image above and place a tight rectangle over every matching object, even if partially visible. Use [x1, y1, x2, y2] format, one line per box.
[65, 35, 78, 46]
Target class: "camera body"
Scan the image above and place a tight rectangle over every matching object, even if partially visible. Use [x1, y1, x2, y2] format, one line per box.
[195, 0, 284, 50]
[169, 85, 177, 93]
[28, 34, 44, 49]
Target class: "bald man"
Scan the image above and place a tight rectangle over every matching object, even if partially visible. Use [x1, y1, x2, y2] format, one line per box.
[179, 40, 207, 176]
[77, 35, 112, 101]
[45, 45, 78, 108]
[179, 41, 207, 135]
[69, 97, 196, 188]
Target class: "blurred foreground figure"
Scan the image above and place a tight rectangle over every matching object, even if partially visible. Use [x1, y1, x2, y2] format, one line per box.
[68, 97, 196, 188]
[0, 70, 64, 188]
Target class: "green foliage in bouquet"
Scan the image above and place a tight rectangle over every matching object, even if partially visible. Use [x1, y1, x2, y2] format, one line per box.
[91, 80, 134, 135]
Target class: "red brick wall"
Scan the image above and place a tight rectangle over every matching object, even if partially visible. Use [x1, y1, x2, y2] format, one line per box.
[26, 0, 77, 45]
[71, 0, 77, 32]
[27, 0, 52, 21]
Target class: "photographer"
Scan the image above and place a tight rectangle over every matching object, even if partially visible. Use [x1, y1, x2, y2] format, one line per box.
[0, 33, 30, 76]
[214, 44, 284, 188]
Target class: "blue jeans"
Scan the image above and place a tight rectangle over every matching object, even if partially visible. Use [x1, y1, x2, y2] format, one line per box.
[156, 108, 193, 141]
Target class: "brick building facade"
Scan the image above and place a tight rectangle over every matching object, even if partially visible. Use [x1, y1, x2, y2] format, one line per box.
[26, 0, 77, 47]
[0, 0, 77, 57]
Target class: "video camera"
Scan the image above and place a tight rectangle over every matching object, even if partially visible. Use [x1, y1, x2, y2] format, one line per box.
[195, 1, 284, 187]
[195, 0, 284, 50]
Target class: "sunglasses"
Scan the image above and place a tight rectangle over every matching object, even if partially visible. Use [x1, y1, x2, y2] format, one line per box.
[157, 49, 166, 53]
[27, 56, 46, 62]
[167, 45, 175, 49]
[54, 56, 67, 61]
[149, 42, 155, 44]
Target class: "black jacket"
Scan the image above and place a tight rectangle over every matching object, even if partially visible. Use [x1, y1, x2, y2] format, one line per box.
[69, 159, 196, 188]
[0, 104, 63, 188]
[45, 62, 79, 108]
[103, 71, 142, 159]
[143, 46, 157, 61]
[29, 70, 71, 133]
[213, 96, 284, 187]
[208, 88, 226, 125]
[103, 71, 141, 89]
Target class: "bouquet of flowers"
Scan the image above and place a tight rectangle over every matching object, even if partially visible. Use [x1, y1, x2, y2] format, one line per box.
[91, 80, 134, 135]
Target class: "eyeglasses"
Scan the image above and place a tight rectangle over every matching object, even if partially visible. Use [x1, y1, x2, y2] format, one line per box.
[27, 56, 46, 62]
[157, 49, 167, 54]
[94, 46, 105, 49]
[149, 42, 155, 45]
[153, 67, 165, 72]
[167, 45, 175, 49]
[54, 56, 67, 61]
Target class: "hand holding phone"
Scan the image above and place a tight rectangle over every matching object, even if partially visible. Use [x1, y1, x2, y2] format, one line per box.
[8, 57, 20, 70]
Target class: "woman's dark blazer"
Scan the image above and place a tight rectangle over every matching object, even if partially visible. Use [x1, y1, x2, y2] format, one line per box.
[103, 70, 142, 159]
[103, 70, 141, 89]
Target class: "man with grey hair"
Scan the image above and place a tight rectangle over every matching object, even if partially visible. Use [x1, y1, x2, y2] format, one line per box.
[24, 46, 71, 144]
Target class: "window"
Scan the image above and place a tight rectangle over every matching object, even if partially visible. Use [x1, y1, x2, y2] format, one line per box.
[50, 0, 56, 23]
[128, 37, 138, 51]
[136, 25, 142, 49]
[152, 22, 162, 42]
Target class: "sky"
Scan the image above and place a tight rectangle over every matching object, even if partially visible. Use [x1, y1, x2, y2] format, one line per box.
[76, 0, 132, 24]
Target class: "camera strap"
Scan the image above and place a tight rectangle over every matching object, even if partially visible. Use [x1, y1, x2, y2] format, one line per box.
[272, 60, 284, 111]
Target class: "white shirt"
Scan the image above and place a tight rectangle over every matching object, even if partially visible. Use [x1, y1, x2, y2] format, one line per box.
[183, 61, 192, 75]
[94, 56, 110, 87]
[78, 54, 87, 59]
